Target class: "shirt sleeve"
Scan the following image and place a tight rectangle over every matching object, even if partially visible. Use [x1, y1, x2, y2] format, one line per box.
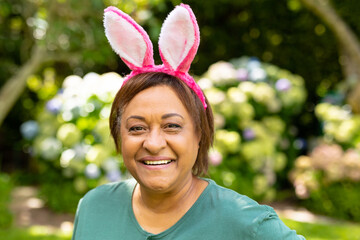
[254, 206, 306, 240]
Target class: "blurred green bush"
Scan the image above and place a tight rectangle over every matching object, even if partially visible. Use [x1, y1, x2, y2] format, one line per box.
[0, 173, 13, 229]
[22, 56, 307, 211]
[290, 101, 360, 221]
[21, 72, 128, 212]
[199, 56, 307, 201]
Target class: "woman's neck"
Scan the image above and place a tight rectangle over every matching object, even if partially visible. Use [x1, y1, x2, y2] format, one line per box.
[135, 175, 202, 213]
[132, 176, 208, 234]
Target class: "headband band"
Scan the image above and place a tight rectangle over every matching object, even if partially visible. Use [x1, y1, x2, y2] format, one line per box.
[103, 4, 207, 108]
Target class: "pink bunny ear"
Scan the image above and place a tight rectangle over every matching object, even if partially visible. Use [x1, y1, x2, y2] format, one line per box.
[104, 6, 154, 70]
[159, 4, 200, 73]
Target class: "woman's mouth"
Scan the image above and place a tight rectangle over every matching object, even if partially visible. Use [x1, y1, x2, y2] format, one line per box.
[143, 160, 173, 165]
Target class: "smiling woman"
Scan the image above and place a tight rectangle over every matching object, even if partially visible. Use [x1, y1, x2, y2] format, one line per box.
[116, 80, 209, 234]
[71, 4, 305, 240]
[110, 72, 213, 178]
[118, 76, 206, 191]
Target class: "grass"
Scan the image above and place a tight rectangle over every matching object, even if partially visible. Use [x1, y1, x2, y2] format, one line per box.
[282, 218, 360, 240]
[1, 219, 360, 239]
[0, 226, 71, 240]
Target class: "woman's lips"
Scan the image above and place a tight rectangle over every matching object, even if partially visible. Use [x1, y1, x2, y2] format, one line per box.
[138, 156, 175, 166]
[144, 160, 172, 165]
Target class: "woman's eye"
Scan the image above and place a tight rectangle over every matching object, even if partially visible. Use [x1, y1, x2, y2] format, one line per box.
[165, 123, 182, 130]
[129, 126, 145, 132]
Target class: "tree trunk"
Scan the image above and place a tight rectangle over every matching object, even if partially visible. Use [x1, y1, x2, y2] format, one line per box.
[348, 82, 360, 113]
[0, 45, 47, 126]
[338, 46, 360, 113]
[300, 0, 360, 112]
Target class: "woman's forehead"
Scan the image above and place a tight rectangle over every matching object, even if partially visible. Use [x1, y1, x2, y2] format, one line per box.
[122, 85, 189, 117]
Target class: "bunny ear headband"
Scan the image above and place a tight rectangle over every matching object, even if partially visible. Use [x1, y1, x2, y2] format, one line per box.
[104, 4, 207, 109]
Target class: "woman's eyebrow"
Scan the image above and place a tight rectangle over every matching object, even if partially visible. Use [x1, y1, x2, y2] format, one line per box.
[126, 115, 145, 122]
[162, 113, 184, 119]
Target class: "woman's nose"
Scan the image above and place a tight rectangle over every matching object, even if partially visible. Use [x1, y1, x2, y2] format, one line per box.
[143, 129, 166, 153]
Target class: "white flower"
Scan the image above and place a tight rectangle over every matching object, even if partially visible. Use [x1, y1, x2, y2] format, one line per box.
[102, 158, 120, 172]
[86, 144, 111, 165]
[252, 83, 276, 104]
[204, 88, 226, 105]
[85, 163, 101, 179]
[197, 77, 213, 90]
[248, 68, 266, 82]
[98, 72, 123, 101]
[60, 149, 76, 168]
[227, 87, 247, 103]
[57, 123, 82, 147]
[207, 61, 237, 84]
[238, 81, 256, 96]
[38, 137, 62, 160]
[62, 75, 83, 89]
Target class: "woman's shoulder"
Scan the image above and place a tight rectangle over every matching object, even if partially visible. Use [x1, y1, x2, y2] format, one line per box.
[203, 179, 305, 239]
[81, 178, 136, 205]
[204, 178, 260, 208]
[203, 178, 271, 221]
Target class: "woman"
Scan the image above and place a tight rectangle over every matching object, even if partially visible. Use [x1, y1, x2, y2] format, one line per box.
[72, 4, 305, 240]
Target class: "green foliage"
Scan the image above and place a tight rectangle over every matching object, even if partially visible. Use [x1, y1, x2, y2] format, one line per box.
[201, 56, 307, 201]
[182, 0, 344, 96]
[291, 144, 360, 221]
[315, 103, 360, 148]
[38, 170, 84, 213]
[1, 0, 167, 173]
[282, 218, 360, 240]
[0, 226, 71, 240]
[291, 98, 360, 221]
[3, 0, 360, 184]
[24, 57, 307, 210]
[304, 182, 360, 222]
[22, 72, 128, 212]
[4, 0, 360, 220]
[0, 173, 13, 229]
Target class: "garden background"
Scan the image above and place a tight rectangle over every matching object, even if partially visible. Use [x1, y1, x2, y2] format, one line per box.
[1, 0, 360, 239]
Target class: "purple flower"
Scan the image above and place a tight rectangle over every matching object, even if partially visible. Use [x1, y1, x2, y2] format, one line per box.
[106, 170, 122, 182]
[46, 98, 62, 114]
[275, 78, 292, 92]
[236, 68, 248, 81]
[243, 128, 256, 140]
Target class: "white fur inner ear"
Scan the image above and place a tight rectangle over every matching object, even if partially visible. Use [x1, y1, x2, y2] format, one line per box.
[104, 11, 146, 68]
[159, 7, 195, 70]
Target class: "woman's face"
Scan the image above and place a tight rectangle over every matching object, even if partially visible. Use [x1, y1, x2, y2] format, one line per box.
[120, 85, 200, 193]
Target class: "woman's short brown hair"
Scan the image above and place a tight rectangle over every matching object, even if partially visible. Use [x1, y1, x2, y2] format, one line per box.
[109, 72, 214, 176]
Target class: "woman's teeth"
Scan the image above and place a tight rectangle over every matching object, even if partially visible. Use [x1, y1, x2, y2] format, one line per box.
[144, 160, 172, 165]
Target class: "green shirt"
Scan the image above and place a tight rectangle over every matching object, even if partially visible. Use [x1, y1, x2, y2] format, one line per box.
[72, 178, 305, 240]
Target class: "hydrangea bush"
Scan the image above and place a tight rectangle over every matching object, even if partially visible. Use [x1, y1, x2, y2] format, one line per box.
[315, 102, 360, 148]
[21, 72, 127, 212]
[22, 57, 307, 210]
[290, 101, 360, 221]
[198, 57, 307, 201]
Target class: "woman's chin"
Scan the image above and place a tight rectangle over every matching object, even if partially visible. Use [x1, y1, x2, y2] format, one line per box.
[139, 176, 175, 193]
